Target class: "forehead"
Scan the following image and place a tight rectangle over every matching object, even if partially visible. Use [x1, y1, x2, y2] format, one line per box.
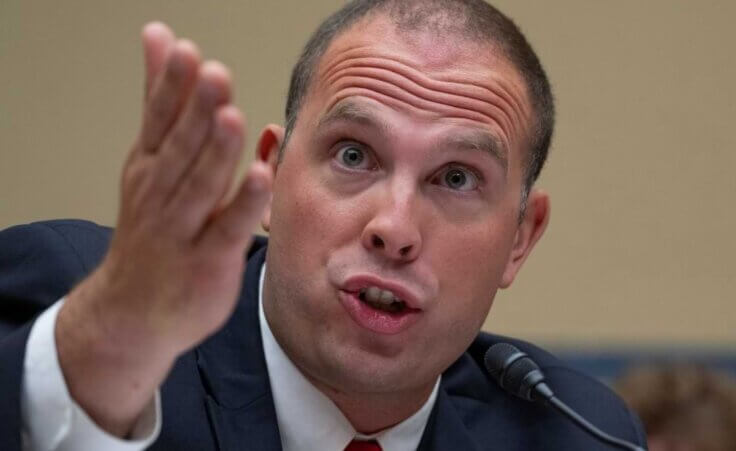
[303, 14, 533, 160]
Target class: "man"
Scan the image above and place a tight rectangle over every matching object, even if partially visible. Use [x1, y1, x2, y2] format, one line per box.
[0, 0, 646, 450]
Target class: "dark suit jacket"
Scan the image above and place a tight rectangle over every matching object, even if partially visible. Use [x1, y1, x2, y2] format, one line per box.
[0, 220, 646, 450]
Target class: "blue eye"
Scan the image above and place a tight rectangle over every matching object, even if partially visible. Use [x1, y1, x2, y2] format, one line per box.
[335, 145, 373, 170]
[438, 167, 478, 191]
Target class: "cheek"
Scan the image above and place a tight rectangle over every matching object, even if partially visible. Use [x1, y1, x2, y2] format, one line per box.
[425, 223, 515, 335]
[433, 225, 514, 294]
[272, 163, 328, 244]
[274, 149, 381, 240]
[269, 154, 362, 276]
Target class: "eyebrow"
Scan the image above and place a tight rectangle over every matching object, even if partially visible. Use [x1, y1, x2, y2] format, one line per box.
[317, 100, 392, 136]
[440, 132, 508, 173]
[318, 100, 508, 172]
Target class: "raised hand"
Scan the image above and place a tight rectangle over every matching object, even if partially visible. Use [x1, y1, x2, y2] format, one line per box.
[55, 22, 272, 437]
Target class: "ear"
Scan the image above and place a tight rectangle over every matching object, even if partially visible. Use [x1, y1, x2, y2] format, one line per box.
[500, 189, 550, 288]
[256, 124, 284, 232]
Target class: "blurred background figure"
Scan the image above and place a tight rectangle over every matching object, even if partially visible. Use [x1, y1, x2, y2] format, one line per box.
[615, 364, 736, 451]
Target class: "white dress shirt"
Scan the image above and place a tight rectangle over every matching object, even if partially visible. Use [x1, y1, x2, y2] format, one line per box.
[20, 262, 439, 450]
[21, 300, 160, 451]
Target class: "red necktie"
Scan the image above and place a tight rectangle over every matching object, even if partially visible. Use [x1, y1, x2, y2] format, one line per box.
[344, 439, 382, 451]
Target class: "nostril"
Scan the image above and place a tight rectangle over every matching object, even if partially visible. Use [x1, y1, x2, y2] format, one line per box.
[399, 245, 412, 256]
[372, 234, 384, 249]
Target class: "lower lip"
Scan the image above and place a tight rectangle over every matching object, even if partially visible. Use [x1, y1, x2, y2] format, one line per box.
[338, 291, 420, 335]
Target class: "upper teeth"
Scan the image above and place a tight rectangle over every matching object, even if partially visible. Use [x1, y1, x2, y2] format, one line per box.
[360, 286, 402, 305]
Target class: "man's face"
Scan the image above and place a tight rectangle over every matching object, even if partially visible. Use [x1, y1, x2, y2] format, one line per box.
[263, 15, 539, 399]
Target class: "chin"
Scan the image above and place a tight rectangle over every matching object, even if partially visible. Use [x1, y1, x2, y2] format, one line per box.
[315, 336, 436, 393]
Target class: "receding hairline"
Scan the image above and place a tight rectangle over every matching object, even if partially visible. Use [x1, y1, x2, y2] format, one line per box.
[293, 8, 533, 135]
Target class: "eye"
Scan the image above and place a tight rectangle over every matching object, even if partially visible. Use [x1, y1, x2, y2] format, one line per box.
[435, 166, 479, 191]
[334, 144, 375, 170]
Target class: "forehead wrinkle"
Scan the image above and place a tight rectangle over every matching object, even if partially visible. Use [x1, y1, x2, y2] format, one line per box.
[325, 63, 517, 136]
[324, 52, 521, 118]
[318, 50, 527, 148]
[437, 71, 531, 137]
[326, 49, 527, 125]
[320, 45, 530, 126]
[323, 74, 515, 147]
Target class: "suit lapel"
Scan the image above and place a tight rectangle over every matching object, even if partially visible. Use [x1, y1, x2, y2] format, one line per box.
[417, 388, 483, 451]
[195, 243, 282, 451]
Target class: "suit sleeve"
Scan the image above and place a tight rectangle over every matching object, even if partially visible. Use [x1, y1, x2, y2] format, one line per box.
[0, 220, 110, 450]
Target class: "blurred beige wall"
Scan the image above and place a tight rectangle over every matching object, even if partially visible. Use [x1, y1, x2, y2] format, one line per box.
[1, 1, 734, 348]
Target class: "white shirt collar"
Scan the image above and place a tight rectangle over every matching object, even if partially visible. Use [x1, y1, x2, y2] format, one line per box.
[258, 264, 440, 451]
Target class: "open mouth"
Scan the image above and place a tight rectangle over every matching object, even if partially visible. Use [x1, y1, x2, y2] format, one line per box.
[357, 286, 407, 314]
[338, 278, 421, 334]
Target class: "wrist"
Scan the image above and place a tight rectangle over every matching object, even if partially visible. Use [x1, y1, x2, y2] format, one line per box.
[74, 259, 186, 358]
[55, 268, 175, 437]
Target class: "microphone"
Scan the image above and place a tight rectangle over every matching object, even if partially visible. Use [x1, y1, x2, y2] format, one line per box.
[484, 343, 646, 451]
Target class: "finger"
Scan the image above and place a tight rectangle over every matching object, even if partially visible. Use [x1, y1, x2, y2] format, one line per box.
[138, 39, 200, 154]
[200, 161, 273, 250]
[165, 105, 246, 236]
[151, 61, 232, 204]
[141, 22, 176, 100]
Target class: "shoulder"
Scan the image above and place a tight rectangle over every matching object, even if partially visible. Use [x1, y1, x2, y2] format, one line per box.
[442, 332, 608, 400]
[0, 219, 112, 277]
[0, 219, 112, 271]
[439, 332, 646, 448]
[0, 219, 112, 330]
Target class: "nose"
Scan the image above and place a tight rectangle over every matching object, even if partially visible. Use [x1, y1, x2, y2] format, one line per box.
[360, 185, 422, 262]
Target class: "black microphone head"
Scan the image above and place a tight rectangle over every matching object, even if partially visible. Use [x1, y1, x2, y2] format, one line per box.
[484, 343, 553, 402]
[484, 342, 525, 381]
